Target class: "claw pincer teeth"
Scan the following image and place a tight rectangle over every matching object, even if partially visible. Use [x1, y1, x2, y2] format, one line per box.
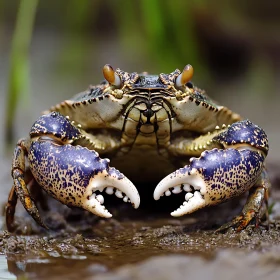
[83, 167, 140, 218]
[154, 146, 266, 217]
[154, 166, 207, 216]
[78, 164, 140, 217]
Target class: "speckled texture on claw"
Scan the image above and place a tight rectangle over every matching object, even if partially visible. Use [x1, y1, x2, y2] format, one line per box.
[213, 120, 269, 153]
[7, 64, 270, 231]
[154, 147, 265, 216]
[28, 140, 140, 218]
[154, 119, 268, 218]
[30, 112, 81, 142]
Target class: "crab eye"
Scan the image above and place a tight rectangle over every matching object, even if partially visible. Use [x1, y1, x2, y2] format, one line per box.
[103, 64, 122, 88]
[175, 64, 194, 88]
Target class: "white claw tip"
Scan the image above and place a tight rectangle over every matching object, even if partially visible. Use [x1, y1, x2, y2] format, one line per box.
[154, 170, 207, 217]
[82, 170, 140, 217]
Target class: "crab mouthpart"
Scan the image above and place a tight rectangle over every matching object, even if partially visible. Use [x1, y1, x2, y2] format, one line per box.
[82, 167, 140, 218]
[154, 169, 207, 217]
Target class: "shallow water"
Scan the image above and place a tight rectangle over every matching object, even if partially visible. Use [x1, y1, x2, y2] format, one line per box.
[0, 256, 16, 280]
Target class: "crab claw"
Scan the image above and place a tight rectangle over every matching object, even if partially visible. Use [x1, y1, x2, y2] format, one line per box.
[28, 140, 140, 219]
[82, 166, 140, 218]
[154, 165, 207, 217]
[154, 148, 265, 217]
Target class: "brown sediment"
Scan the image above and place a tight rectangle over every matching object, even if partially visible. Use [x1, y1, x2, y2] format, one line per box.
[0, 161, 280, 279]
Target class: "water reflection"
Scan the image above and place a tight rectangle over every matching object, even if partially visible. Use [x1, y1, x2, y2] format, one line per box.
[0, 255, 16, 280]
[1, 253, 107, 280]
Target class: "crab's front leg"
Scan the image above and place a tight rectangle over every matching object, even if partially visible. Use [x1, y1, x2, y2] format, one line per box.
[216, 168, 270, 231]
[9, 112, 140, 229]
[154, 120, 269, 230]
[7, 138, 48, 231]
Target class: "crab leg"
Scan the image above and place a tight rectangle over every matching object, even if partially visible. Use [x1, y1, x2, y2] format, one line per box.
[154, 120, 269, 229]
[5, 185, 18, 232]
[216, 169, 270, 231]
[9, 138, 48, 229]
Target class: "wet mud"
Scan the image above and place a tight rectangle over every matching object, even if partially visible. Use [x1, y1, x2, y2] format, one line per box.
[0, 162, 280, 279]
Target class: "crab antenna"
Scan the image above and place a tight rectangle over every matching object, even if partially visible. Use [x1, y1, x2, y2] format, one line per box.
[175, 64, 194, 87]
[103, 64, 121, 87]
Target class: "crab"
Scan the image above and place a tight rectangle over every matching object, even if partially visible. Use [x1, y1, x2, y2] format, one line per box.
[6, 64, 270, 232]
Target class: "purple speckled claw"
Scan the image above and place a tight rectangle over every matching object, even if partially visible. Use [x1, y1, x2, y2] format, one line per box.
[154, 147, 265, 217]
[28, 135, 140, 219]
[10, 112, 140, 229]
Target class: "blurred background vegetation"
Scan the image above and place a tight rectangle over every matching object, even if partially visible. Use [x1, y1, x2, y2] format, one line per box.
[0, 0, 280, 159]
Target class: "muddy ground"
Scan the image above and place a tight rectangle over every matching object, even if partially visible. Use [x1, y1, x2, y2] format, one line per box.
[0, 162, 279, 279]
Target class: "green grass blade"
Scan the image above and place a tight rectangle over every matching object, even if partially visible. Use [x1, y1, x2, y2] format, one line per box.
[5, 0, 38, 145]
